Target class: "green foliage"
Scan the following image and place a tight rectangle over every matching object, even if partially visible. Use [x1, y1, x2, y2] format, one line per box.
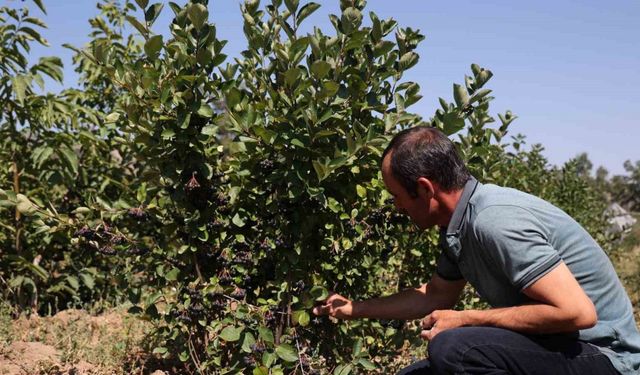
[0, 0, 613, 373]
[0, 0, 139, 315]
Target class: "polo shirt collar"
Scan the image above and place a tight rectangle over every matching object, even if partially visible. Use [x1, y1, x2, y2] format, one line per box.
[446, 177, 479, 236]
[442, 177, 479, 258]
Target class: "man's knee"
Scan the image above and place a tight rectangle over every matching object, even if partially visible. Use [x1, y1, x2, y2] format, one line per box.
[427, 328, 471, 372]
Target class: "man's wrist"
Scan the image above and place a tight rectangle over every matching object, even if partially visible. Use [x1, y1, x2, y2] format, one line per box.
[460, 309, 478, 327]
[351, 300, 363, 319]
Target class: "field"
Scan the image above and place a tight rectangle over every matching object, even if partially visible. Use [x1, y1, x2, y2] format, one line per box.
[2, 219, 638, 375]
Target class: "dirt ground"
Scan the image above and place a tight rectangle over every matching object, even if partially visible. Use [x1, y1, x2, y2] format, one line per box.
[0, 308, 162, 375]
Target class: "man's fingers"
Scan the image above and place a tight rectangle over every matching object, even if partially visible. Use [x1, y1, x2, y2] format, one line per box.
[420, 328, 438, 341]
[421, 314, 436, 329]
[312, 304, 330, 316]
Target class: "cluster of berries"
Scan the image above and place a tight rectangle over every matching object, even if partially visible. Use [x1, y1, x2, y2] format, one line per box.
[127, 207, 148, 221]
[259, 159, 275, 171]
[380, 319, 404, 329]
[217, 269, 233, 286]
[274, 238, 293, 250]
[369, 208, 386, 225]
[230, 287, 246, 299]
[215, 193, 229, 208]
[264, 307, 279, 326]
[293, 280, 305, 292]
[232, 251, 252, 266]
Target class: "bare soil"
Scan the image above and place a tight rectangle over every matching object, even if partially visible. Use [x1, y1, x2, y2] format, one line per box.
[0, 308, 159, 375]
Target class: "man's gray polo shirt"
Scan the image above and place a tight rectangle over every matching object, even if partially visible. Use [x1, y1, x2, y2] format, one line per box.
[436, 178, 640, 375]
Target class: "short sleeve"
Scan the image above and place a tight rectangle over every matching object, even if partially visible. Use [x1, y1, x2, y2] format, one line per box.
[436, 251, 464, 281]
[472, 206, 561, 291]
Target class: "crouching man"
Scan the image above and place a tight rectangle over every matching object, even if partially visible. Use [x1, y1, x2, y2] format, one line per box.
[313, 126, 640, 374]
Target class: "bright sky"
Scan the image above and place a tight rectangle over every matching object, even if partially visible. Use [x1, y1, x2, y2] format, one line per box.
[24, 0, 640, 176]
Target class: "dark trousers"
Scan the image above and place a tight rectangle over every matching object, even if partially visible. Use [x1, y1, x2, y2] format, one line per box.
[397, 327, 620, 375]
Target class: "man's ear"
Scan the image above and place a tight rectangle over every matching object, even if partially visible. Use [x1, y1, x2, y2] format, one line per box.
[416, 177, 435, 198]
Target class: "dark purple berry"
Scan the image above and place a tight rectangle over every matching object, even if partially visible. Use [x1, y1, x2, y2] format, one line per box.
[259, 159, 274, 171]
[127, 207, 147, 221]
[98, 246, 116, 255]
[74, 226, 96, 240]
[242, 356, 255, 366]
[127, 246, 149, 256]
[230, 287, 246, 299]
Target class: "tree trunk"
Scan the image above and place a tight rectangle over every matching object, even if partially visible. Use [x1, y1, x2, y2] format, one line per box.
[13, 159, 21, 254]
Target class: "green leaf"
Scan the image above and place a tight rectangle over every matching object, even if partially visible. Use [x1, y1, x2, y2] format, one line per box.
[153, 347, 168, 355]
[341, 7, 362, 35]
[310, 60, 331, 80]
[373, 40, 394, 57]
[253, 367, 269, 375]
[32, 0, 47, 13]
[79, 273, 95, 290]
[399, 52, 419, 71]
[59, 146, 78, 175]
[453, 83, 469, 107]
[11, 75, 28, 104]
[145, 3, 164, 25]
[187, 3, 208, 31]
[32, 146, 53, 168]
[352, 337, 362, 357]
[357, 358, 376, 370]
[275, 344, 298, 362]
[262, 352, 276, 368]
[475, 69, 493, 87]
[284, 68, 301, 87]
[66, 275, 80, 290]
[241, 332, 256, 353]
[72, 207, 91, 215]
[164, 267, 180, 281]
[144, 35, 163, 60]
[284, 0, 300, 14]
[145, 291, 162, 307]
[319, 81, 339, 98]
[135, 0, 149, 9]
[469, 88, 492, 104]
[258, 326, 274, 344]
[292, 310, 310, 326]
[105, 112, 121, 124]
[16, 194, 37, 215]
[442, 112, 465, 135]
[297, 2, 321, 25]
[232, 213, 245, 227]
[334, 364, 353, 375]
[126, 15, 149, 37]
[356, 185, 366, 198]
[201, 125, 217, 135]
[327, 197, 341, 213]
[310, 285, 329, 301]
[220, 326, 243, 342]
[161, 128, 175, 139]
[197, 102, 214, 118]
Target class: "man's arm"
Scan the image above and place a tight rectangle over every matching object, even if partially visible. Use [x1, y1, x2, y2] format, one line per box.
[421, 262, 597, 339]
[312, 274, 466, 321]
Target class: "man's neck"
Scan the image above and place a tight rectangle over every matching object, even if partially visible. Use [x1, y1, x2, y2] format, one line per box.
[437, 188, 465, 227]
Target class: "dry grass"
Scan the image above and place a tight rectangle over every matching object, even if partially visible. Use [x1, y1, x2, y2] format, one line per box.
[611, 216, 640, 323]
[0, 306, 158, 375]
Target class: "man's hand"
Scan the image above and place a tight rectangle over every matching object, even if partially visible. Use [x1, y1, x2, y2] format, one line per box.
[312, 292, 354, 319]
[420, 309, 466, 340]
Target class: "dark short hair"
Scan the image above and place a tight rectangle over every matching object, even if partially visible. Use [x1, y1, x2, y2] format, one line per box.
[382, 126, 470, 197]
